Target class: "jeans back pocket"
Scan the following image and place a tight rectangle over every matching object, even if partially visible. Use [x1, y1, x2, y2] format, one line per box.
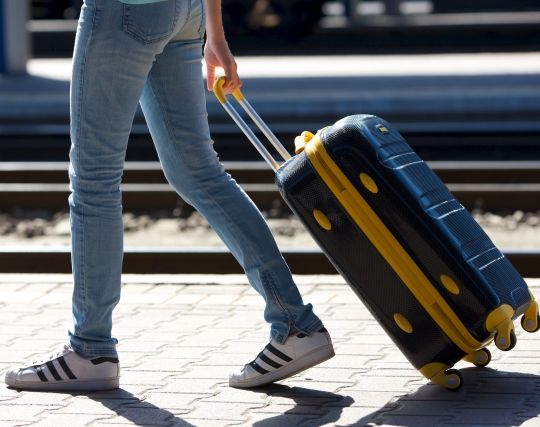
[123, 0, 180, 43]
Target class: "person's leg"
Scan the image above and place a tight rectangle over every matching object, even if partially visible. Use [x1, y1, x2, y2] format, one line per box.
[140, 0, 321, 344]
[5, 0, 184, 391]
[138, 0, 333, 387]
[69, 0, 169, 358]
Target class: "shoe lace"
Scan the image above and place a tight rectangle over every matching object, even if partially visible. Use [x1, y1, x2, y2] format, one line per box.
[29, 344, 71, 366]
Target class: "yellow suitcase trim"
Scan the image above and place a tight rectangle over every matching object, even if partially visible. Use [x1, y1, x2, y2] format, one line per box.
[305, 133, 488, 354]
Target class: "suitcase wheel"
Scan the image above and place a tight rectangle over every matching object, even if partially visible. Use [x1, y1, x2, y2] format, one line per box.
[420, 363, 463, 391]
[431, 368, 463, 391]
[463, 348, 491, 368]
[486, 304, 517, 351]
[495, 328, 517, 352]
[521, 296, 539, 333]
[521, 314, 540, 333]
[442, 369, 463, 391]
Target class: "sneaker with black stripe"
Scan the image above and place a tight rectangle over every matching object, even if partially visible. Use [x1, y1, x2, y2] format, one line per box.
[4, 345, 119, 391]
[229, 328, 334, 388]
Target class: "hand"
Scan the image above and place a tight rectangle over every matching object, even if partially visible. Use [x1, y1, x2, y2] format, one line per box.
[204, 37, 242, 93]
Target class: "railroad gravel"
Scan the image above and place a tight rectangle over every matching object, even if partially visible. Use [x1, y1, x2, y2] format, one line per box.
[1, 209, 539, 249]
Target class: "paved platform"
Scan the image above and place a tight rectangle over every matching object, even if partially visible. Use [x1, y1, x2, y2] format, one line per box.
[1, 274, 539, 426]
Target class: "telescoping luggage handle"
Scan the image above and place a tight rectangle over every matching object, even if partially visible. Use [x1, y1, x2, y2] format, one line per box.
[213, 76, 292, 172]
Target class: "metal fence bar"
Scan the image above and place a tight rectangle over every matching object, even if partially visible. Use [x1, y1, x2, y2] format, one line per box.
[0, 0, 30, 74]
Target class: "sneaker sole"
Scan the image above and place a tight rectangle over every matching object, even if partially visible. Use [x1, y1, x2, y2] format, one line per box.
[5, 377, 119, 392]
[230, 344, 335, 388]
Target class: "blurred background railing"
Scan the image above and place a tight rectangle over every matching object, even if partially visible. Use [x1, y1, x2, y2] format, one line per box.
[27, 0, 540, 56]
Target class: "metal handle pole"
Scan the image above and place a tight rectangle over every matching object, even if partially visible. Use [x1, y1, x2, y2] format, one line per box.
[237, 98, 292, 162]
[213, 77, 291, 171]
[221, 100, 281, 172]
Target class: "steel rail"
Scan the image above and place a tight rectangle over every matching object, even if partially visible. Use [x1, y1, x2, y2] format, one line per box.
[2, 123, 540, 139]
[0, 247, 538, 277]
[1, 161, 540, 183]
[0, 182, 539, 212]
[1, 129, 539, 163]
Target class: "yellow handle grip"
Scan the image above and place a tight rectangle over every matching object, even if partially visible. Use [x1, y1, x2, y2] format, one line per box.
[213, 76, 244, 104]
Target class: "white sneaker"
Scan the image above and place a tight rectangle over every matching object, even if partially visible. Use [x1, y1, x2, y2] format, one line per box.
[4, 345, 120, 391]
[229, 328, 334, 388]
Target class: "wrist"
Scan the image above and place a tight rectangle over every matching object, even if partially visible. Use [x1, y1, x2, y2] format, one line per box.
[205, 28, 226, 42]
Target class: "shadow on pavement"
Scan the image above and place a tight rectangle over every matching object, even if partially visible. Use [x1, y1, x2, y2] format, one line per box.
[348, 368, 540, 427]
[88, 388, 196, 427]
[250, 383, 354, 427]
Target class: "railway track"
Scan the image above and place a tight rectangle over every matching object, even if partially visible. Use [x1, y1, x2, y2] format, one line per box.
[0, 246, 539, 277]
[1, 160, 539, 275]
[2, 160, 540, 183]
[3, 126, 540, 163]
[1, 161, 539, 212]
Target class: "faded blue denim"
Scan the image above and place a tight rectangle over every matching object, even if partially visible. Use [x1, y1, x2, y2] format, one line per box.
[68, 0, 323, 357]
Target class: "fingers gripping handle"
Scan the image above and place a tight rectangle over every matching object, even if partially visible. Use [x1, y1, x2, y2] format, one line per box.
[213, 77, 291, 172]
[213, 76, 245, 104]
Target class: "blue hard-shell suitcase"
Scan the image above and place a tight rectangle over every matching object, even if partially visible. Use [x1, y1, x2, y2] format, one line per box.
[215, 80, 539, 390]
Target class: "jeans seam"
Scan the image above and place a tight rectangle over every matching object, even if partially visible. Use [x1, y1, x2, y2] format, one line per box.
[146, 67, 180, 177]
[263, 270, 294, 338]
[197, 0, 205, 39]
[264, 269, 323, 342]
[75, 2, 101, 329]
[183, 0, 192, 34]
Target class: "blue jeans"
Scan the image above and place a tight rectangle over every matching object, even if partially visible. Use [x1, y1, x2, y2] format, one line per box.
[68, 0, 323, 358]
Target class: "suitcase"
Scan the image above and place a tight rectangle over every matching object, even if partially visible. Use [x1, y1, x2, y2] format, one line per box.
[213, 77, 540, 390]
